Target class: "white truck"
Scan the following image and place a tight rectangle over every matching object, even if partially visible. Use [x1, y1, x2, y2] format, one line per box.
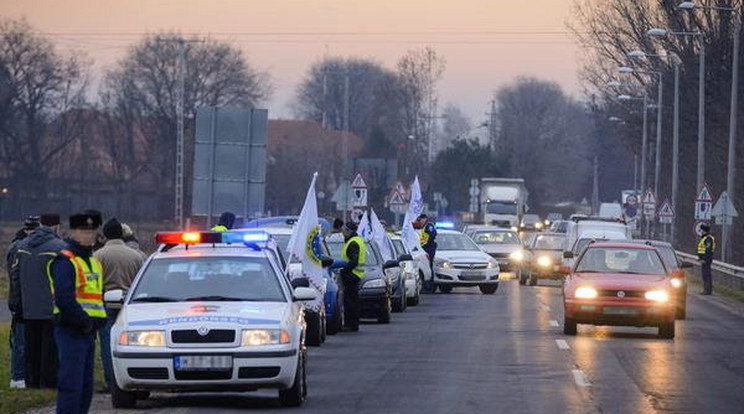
[479, 178, 529, 228]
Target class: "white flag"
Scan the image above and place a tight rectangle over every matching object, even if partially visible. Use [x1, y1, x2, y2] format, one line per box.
[286, 172, 325, 311]
[357, 210, 371, 241]
[370, 209, 394, 262]
[401, 176, 423, 252]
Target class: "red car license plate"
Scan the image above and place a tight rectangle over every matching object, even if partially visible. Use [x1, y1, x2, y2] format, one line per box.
[603, 307, 638, 315]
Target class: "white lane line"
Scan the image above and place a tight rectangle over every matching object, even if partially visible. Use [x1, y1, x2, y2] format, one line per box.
[541, 304, 551, 311]
[549, 320, 560, 327]
[555, 339, 570, 350]
[572, 369, 592, 387]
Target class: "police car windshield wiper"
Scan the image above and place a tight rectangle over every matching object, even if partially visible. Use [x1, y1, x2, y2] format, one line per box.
[131, 296, 178, 303]
[183, 295, 250, 302]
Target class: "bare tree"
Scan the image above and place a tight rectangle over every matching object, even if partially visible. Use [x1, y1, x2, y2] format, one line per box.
[0, 19, 89, 210]
[101, 33, 271, 216]
[438, 103, 471, 152]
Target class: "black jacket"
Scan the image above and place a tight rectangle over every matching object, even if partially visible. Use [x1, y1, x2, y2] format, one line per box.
[6, 232, 27, 319]
[15, 227, 67, 320]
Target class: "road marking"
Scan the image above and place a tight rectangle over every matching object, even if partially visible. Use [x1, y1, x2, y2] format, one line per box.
[555, 339, 570, 350]
[541, 304, 551, 311]
[572, 369, 591, 387]
[549, 320, 559, 327]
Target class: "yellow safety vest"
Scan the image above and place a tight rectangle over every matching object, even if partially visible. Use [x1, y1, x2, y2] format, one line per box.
[419, 229, 429, 247]
[47, 250, 105, 318]
[697, 234, 716, 255]
[342, 236, 366, 279]
[210, 225, 228, 232]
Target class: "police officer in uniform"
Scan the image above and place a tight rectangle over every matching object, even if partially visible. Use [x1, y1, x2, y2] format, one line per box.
[415, 214, 437, 292]
[697, 223, 716, 295]
[211, 211, 236, 232]
[340, 222, 366, 332]
[49, 213, 106, 414]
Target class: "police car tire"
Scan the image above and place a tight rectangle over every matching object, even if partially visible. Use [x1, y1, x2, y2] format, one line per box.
[279, 349, 307, 407]
[658, 321, 675, 339]
[306, 313, 322, 347]
[111, 384, 137, 409]
[377, 297, 391, 324]
[479, 285, 497, 295]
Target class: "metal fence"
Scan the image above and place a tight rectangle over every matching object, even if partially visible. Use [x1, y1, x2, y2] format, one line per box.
[677, 251, 744, 290]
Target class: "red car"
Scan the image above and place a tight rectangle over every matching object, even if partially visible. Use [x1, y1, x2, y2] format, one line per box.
[561, 242, 677, 339]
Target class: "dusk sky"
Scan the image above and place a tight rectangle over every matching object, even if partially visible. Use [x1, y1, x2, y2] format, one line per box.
[2, 0, 581, 124]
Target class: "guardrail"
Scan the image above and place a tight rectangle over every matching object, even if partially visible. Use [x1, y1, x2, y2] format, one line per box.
[677, 251, 744, 290]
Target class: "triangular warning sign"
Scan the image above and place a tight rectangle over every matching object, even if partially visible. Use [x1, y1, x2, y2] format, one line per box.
[389, 190, 405, 205]
[642, 188, 656, 205]
[351, 173, 367, 188]
[696, 183, 713, 202]
[658, 200, 675, 218]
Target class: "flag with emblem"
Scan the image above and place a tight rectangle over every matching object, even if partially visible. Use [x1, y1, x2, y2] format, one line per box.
[357, 210, 371, 241]
[401, 176, 423, 252]
[370, 209, 394, 262]
[286, 172, 325, 310]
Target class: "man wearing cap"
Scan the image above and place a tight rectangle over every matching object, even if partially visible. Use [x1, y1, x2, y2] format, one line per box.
[339, 222, 366, 332]
[414, 214, 437, 293]
[211, 211, 236, 232]
[6, 216, 39, 389]
[94, 218, 145, 393]
[697, 224, 716, 295]
[49, 212, 107, 414]
[120, 223, 147, 261]
[15, 214, 66, 389]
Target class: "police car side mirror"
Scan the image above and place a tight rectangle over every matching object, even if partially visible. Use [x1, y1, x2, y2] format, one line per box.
[291, 277, 310, 289]
[680, 261, 694, 269]
[104, 289, 124, 303]
[293, 287, 318, 302]
[398, 254, 413, 262]
[320, 255, 334, 268]
[383, 260, 400, 270]
[563, 251, 574, 259]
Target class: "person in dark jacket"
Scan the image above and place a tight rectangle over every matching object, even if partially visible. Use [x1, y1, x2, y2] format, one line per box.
[49, 212, 106, 414]
[7, 215, 39, 389]
[697, 224, 716, 295]
[211, 212, 236, 232]
[15, 214, 66, 389]
[339, 222, 365, 332]
[414, 214, 437, 292]
[120, 223, 147, 261]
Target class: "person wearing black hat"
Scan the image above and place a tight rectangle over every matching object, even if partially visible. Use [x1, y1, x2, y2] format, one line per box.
[211, 211, 236, 232]
[697, 223, 716, 295]
[93, 218, 145, 393]
[339, 221, 366, 332]
[6, 215, 39, 389]
[48, 212, 106, 413]
[414, 214, 437, 293]
[14, 213, 66, 389]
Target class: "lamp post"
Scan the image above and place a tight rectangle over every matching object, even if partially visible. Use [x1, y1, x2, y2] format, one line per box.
[679, 0, 740, 259]
[647, 27, 705, 191]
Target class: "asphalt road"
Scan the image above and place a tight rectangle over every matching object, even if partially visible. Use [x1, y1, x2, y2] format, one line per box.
[36, 279, 744, 414]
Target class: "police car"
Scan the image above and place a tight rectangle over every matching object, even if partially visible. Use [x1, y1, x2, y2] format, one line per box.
[105, 230, 316, 408]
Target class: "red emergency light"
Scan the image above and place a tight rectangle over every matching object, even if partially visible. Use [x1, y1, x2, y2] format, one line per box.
[155, 232, 222, 245]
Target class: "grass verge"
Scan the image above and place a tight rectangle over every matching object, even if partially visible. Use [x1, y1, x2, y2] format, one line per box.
[0, 322, 107, 414]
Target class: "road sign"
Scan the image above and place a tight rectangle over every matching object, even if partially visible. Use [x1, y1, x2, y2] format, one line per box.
[351, 208, 365, 223]
[696, 183, 714, 202]
[695, 183, 714, 220]
[332, 180, 354, 212]
[711, 191, 738, 218]
[658, 200, 674, 224]
[624, 203, 638, 219]
[694, 220, 709, 238]
[351, 173, 367, 189]
[642, 188, 657, 205]
[352, 188, 368, 207]
[626, 194, 638, 206]
[642, 189, 656, 218]
[389, 190, 407, 214]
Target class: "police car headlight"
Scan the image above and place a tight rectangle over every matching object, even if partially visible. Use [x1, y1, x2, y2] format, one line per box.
[119, 331, 165, 347]
[537, 256, 552, 268]
[510, 250, 524, 262]
[241, 329, 290, 346]
[434, 259, 452, 269]
[363, 278, 386, 289]
[487, 259, 499, 269]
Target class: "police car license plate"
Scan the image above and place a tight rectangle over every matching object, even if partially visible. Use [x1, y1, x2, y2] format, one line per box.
[174, 355, 233, 371]
[603, 307, 637, 315]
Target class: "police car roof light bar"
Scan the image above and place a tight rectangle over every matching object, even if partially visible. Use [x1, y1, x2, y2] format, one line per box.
[435, 222, 456, 230]
[221, 230, 271, 244]
[155, 231, 222, 246]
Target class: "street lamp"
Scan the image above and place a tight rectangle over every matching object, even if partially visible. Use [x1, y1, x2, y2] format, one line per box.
[618, 65, 664, 200]
[679, 0, 740, 261]
[629, 49, 682, 243]
[647, 27, 705, 190]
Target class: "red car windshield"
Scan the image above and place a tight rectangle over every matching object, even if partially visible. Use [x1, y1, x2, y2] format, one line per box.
[575, 247, 667, 276]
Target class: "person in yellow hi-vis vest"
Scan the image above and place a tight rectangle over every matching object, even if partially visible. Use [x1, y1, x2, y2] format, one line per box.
[48, 212, 106, 414]
[697, 223, 716, 295]
[340, 221, 366, 332]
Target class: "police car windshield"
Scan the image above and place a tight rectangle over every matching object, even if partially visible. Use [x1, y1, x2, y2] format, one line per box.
[472, 231, 520, 245]
[131, 257, 286, 303]
[575, 248, 666, 276]
[437, 233, 481, 251]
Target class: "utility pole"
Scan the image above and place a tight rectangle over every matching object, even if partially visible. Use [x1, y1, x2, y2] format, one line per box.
[175, 38, 186, 229]
[697, 41, 706, 190]
[672, 63, 680, 244]
[641, 94, 649, 238]
[342, 73, 350, 220]
[725, 22, 740, 261]
[592, 156, 599, 215]
[654, 74, 663, 198]
[488, 99, 497, 149]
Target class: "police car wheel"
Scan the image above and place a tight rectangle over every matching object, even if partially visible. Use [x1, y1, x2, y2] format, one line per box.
[279, 349, 307, 407]
[377, 297, 391, 324]
[306, 313, 322, 347]
[479, 285, 497, 295]
[111, 384, 137, 409]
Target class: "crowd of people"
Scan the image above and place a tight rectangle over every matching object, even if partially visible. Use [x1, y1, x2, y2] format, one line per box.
[6, 211, 146, 414]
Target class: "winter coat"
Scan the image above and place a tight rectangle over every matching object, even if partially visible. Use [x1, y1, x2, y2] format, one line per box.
[15, 227, 67, 320]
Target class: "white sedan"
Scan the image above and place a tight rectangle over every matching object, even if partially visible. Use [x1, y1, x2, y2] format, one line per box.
[432, 230, 501, 294]
[106, 230, 316, 408]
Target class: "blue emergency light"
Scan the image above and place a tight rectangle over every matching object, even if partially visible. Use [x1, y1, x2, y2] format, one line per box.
[435, 222, 455, 230]
[221, 230, 271, 244]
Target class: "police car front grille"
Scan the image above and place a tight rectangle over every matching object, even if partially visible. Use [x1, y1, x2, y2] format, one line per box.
[128, 368, 169, 380]
[452, 263, 488, 270]
[172, 329, 236, 344]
